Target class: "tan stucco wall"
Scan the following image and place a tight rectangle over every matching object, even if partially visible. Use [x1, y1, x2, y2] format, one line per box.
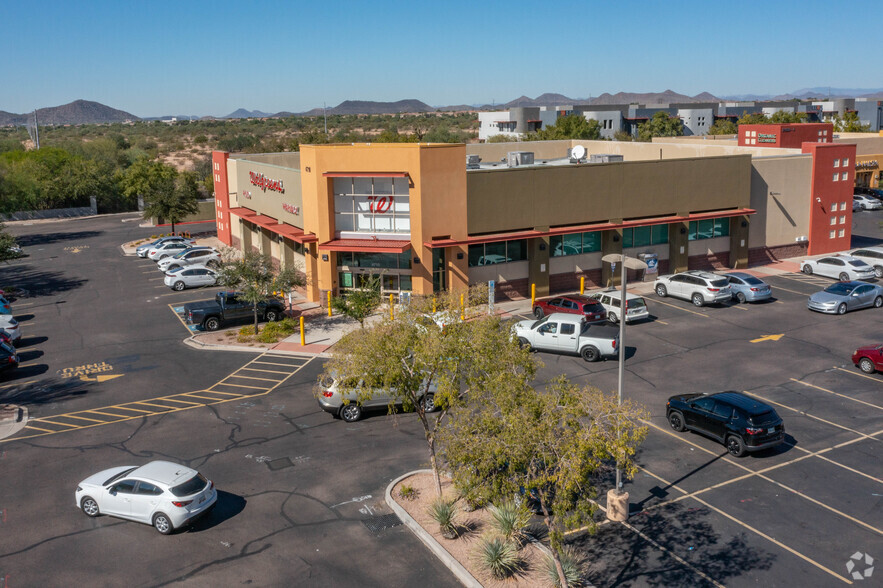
[834, 135, 883, 156]
[230, 160, 303, 228]
[748, 155, 813, 249]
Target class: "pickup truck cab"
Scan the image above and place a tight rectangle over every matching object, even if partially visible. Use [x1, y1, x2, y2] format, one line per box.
[513, 313, 619, 362]
[184, 291, 286, 331]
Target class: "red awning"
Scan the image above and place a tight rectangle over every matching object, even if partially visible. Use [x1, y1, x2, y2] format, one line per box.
[228, 206, 317, 243]
[318, 239, 411, 253]
[423, 208, 756, 248]
[322, 172, 409, 178]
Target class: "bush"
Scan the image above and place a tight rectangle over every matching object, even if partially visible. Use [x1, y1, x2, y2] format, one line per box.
[488, 500, 531, 543]
[256, 317, 298, 343]
[398, 483, 418, 501]
[473, 536, 521, 580]
[542, 546, 586, 588]
[236, 325, 253, 343]
[427, 497, 459, 539]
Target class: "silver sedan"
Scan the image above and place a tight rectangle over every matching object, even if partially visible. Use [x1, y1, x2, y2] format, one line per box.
[807, 281, 883, 314]
[163, 266, 219, 291]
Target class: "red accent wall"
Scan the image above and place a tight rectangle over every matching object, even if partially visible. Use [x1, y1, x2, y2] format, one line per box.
[801, 142, 857, 255]
[212, 151, 232, 246]
[739, 123, 833, 148]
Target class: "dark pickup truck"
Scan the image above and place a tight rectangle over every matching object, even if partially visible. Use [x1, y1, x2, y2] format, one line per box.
[184, 291, 286, 331]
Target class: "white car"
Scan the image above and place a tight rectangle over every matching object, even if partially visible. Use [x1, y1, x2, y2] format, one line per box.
[587, 289, 650, 324]
[157, 247, 220, 272]
[853, 194, 883, 211]
[75, 460, 217, 534]
[164, 266, 219, 291]
[0, 316, 21, 343]
[147, 241, 191, 261]
[654, 270, 732, 307]
[849, 247, 883, 278]
[800, 255, 875, 281]
[136, 236, 194, 258]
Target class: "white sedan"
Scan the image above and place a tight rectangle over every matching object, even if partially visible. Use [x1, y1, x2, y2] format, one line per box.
[854, 194, 883, 211]
[147, 241, 191, 261]
[157, 247, 220, 272]
[800, 255, 876, 281]
[0, 316, 21, 343]
[75, 460, 217, 534]
[164, 266, 219, 291]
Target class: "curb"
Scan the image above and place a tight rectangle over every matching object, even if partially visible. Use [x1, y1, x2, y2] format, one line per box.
[385, 470, 483, 588]
[0, 404, 28, 441]
[183, 335, 329, 357]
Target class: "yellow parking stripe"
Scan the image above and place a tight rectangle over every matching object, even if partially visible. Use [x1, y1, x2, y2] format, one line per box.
[87, 410, 132, 419]
[211, 382, 267, 390]
[240, 367, 290, 375]
[0, 380, 36, 390]
[59, 414, 108, 423]
[745, 390, 878, 441]
[195, 389, 241, 396]
[109, 405, 153, 413]
[226, 374, 282, 382]
[132, 401, 178, 410]
[249, 360, 302, 367]
[23, 425, 56, 433]
[181, 393, 232, 402]
[790, 378, 883, 411]
[645, 297, 710, 318]
[833, 366, 883, 383]
[156, 397, 201, 405]
[30, 418, 78, 428]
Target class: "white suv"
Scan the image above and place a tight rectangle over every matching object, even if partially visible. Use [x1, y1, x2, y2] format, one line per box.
[654, 270, 732, 307]
[588, 289, 650, 323]
[157, 247, 220, 272]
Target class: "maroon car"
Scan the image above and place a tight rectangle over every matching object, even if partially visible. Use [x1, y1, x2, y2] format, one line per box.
[532, 295, 607, 323]
[853, 344, 883, 374]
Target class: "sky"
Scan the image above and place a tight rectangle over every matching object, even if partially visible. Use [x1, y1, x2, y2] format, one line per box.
[3, 0, 881, 118]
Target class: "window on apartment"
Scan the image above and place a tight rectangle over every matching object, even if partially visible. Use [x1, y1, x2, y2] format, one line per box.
[830, 217, 837, 225]
[843, 158, 849, 167]
[830, 230, 836, 239]
[840, 202, 847, 211]
[840, 215, 846, 224]
[467, 239, 528, 267]
[838, 229, 845, 237]
[833, 173, 839, 181]
[833, 159, 840, 168]
[842, 172, 848, 181]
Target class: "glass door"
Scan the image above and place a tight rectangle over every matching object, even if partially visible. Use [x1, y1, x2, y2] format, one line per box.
[432, 248, 446, 293]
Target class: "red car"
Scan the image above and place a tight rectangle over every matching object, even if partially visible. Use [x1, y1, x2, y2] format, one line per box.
[532, 295, 607, 323]
[853, 344, 883, 374]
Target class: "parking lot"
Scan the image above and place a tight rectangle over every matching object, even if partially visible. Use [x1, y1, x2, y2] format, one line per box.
[0, 211, 881, 587]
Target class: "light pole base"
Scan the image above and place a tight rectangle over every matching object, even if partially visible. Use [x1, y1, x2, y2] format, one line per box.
[606, 489, 629, 522]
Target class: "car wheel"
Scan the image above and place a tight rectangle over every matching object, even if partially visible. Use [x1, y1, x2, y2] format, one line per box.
[608, 311, 618, 324]
[420, 393, 437, 413]
[153, 513, 174, 535]
[655, 284, 667, 297]
[735, 292, 747, 304]
[726, 435, 746, 457]
[839, 272, 850, 282]
[265, 310, 280, 322]
[173, 281, 185, 291]
[802, 265, 813, 275]
[859, 357, 876, 374]
[533, 306, 544, 319]
[207, 260, 220, 269]
[874, 266, 883, 279]
[837, 303, 847, 315]
[340, 403, 362, 423]
[668, 411, 686, 432]
[691, 293, 704, 307]
[159, 254, 169, 260]
[517, 337, 531, 349]
[81, 497, 100, 517]
[874, 296, 883, 308]
[580, 345, 600, 362]
[204, 317, 221, 331]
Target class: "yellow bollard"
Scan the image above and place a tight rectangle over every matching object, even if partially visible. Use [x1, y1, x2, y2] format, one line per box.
[432, 299, 437, 313]
[460, 293, 465, 321]
[580, 276, 585, 295]
[390, 294, 394, 320]
[327, 291, 332, 317]
[299, 316, 305, 346]
[531, 283, 536, 306]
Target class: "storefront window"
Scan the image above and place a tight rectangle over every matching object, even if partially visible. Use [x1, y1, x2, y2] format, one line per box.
[468, 239, 528, 267]
[333, 176, 410, 235]
[688, 219, 729, 240]
[339, 272, 354, 288]
[400, 275, 412, 291]
[551, 232, 600, 256]
[651, 224, 668, 245]
[338, 251, 411, 269]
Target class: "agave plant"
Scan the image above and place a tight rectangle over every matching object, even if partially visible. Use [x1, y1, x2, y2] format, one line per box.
[473, 536, 521, 580]
[427, 497, 459, 539]
[542, 546, 586, 588]
[488, 499, 532, 543]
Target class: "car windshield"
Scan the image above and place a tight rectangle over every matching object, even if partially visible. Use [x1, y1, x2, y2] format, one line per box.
[710, 279, 729, 287]
[748, 411, 778, 426]
[103, 467, 138, 486]
[848, 260, 869, 267]
[627, 297, 646, 309]
[531, 316, 550, 329]
[582, 302, 604, 312]
[170, 473, 208, 497]
[0, 341, 14, 354]
[823, 283, 854, 295]
[744, 276, 765, 285]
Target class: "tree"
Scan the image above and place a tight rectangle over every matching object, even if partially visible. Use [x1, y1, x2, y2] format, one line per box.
[216, 249, 306, 334]
[122, 159, 199, 234]
[0, 223, 19, 263]
[833, 111, 870, 132]
[486, 134, 516, 143]
[441, 376, 648, 588]
[736, 112, 769, 126]
[637, 111, 684, 142]
[769, 110, 807, 124]
[331, 274, 383, 328]
[527, 114, 601, 141]
[708, 119, 737, 135]
[612, 130, 634, 142]
[320, 287, 537, 496]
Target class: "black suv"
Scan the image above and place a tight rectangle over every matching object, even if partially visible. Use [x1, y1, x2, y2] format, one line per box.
[666, 391, 784, 457]
[0, 341, 18, 374]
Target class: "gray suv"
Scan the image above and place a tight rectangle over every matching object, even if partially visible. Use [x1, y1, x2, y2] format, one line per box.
[654, 270, 732, 306]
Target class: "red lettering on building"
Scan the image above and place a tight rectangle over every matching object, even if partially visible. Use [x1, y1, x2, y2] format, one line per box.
[282, 203, 300, 215]
[249, 171, 285, 193]
[368, 195, 394, 213]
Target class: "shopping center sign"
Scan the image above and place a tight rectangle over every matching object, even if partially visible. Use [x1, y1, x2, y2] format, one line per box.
[249, 171, 285, 193]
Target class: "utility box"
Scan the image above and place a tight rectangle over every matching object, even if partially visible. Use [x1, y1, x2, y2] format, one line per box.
[637, 252, 658, 281]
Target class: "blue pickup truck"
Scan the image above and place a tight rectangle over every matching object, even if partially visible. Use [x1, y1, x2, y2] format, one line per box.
[183, 291, 286, 331]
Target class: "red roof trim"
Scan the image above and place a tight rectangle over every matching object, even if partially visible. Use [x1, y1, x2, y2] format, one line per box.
[318, 239, 411, 253]
[227, 206, 317, 243]
[423, 209, 756, 248]
[322, 172, 409, 178]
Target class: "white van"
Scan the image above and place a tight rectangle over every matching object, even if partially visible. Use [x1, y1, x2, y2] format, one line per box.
[588, 289, 650, 324]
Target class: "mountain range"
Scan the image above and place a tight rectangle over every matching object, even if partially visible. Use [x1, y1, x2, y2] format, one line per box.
[4, 88, 883, 126]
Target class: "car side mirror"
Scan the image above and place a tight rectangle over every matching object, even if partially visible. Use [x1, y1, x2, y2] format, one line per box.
[109, 489, 117, 496]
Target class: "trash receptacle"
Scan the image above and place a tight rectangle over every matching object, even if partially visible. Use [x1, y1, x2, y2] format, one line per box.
[637, 253, 658, 282]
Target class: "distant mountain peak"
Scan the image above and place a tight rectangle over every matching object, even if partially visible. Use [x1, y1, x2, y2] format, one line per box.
[0, 99, 138, 126]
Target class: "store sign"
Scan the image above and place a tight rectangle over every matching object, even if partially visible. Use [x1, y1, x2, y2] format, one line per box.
[368, 195, 394, 213]
[249, 171, 285, 193]
[282, 203, 300, 215]
[856, 160, 878, 170]
[757, 133, 777, 143]
[242, 190, 252, 199]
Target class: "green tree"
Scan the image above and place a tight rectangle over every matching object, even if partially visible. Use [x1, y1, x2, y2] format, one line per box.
[0, 223, 19, 263]
[486, 134, 515, 143]
[528, 114, 601, 141]
[769, 110, 807, 124]
[215, 249, 306, 334]
[736, 112, 770, 126]
[121, 159, 197, 234]
[708, 119, 738, 135]
[440, 375, 648, 588]
[833, 111, 871, 132]
[331, 274, 382, 328]
[612, 130, 634, 142]
[637, 111, 684, 142]
[320, 288, 537, 495]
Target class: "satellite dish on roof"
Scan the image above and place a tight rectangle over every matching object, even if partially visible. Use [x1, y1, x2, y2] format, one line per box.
[571, 145, 586, 160]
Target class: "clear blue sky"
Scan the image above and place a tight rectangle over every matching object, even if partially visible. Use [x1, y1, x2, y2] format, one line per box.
[3, 0, 878, 118]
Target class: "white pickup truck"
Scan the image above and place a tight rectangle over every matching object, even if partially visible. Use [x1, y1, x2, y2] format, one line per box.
[513, 313, 619, 362]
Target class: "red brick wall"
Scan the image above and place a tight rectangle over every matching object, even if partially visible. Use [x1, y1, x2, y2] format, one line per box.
[688, 251, 731, 271]
[212, 151, 232, 245]
[550, 269, 603, 293]
[802, 142, 857, 255]
[739, 123, 833, 148]
[494, 278, 529, 301]
[748, 243, 808, 266]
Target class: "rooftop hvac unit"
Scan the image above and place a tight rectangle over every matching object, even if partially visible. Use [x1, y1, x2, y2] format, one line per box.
[507, 151, 535, 167]
[466, 154, 481, 169]
[589, 154, 624, 163]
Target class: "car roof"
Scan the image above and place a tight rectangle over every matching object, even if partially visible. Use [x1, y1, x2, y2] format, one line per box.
[598, 288, 644, 300]
[129, 460, 199, 485]
[853, 246, 883, 253]
[545, 312, 585, 321]
[683, 270, 722, 279]
[709, 391, 773, 414]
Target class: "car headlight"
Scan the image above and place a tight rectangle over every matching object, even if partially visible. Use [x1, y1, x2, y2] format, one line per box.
[76, 486, 82, 492]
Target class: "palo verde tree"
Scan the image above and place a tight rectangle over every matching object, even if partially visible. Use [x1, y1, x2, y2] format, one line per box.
[439, 375, 648, 588]
[319, 286, 537, 496]
[216, 249, 306, 334]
